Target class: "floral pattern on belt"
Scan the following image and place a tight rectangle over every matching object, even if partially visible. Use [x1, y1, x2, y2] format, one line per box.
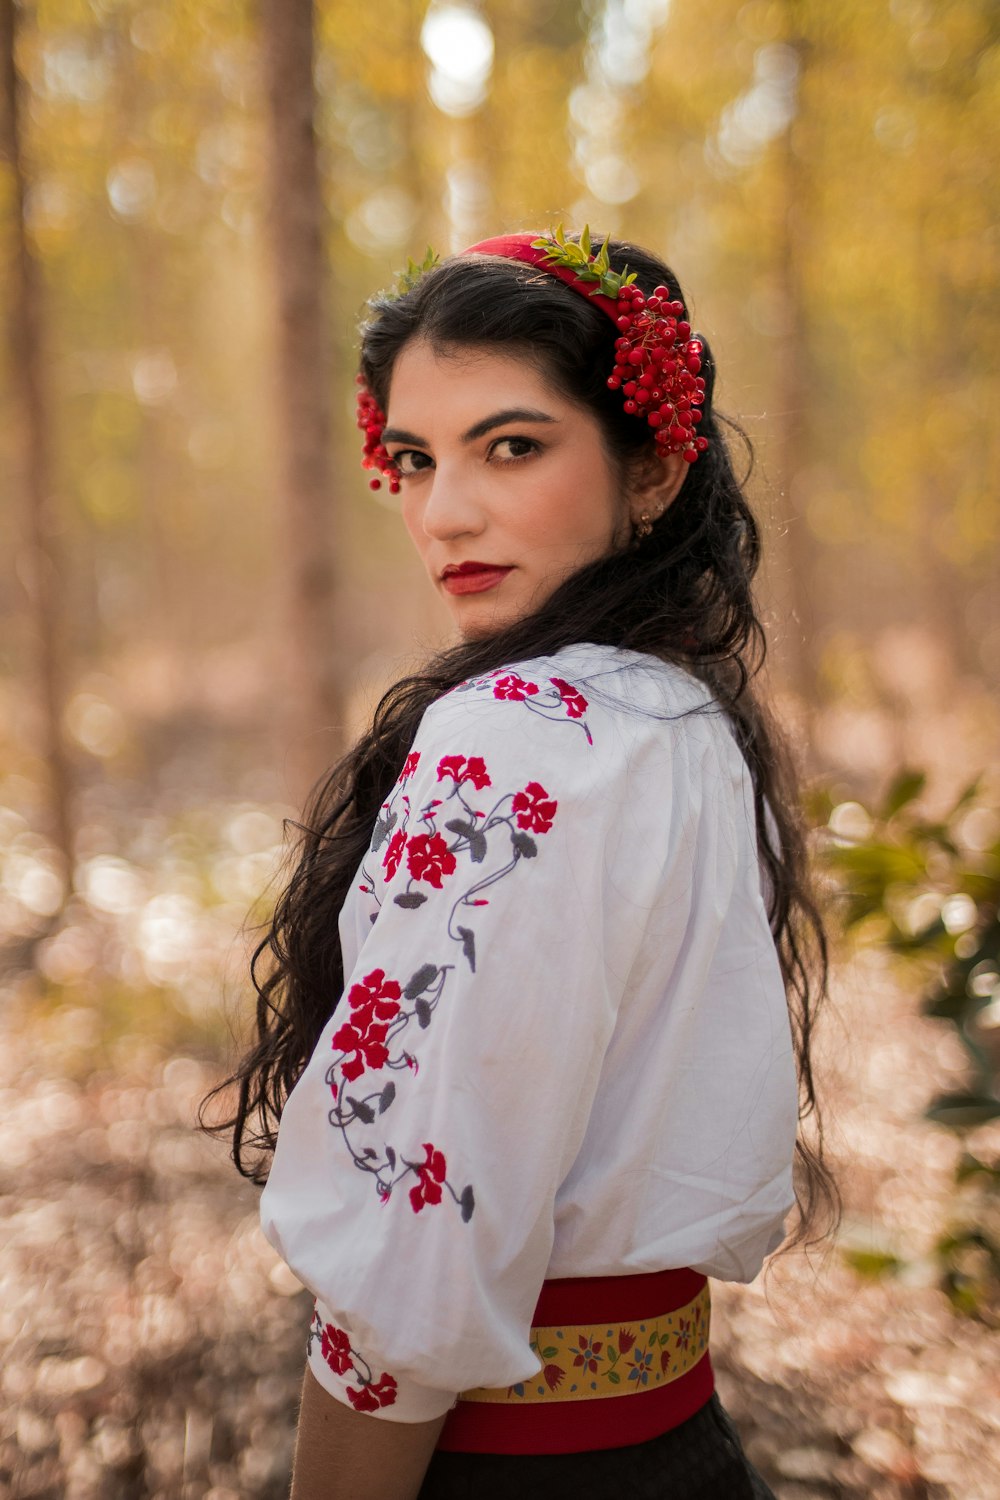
[326, 742, 562, 1217]
[459, 1284, 711, 1405]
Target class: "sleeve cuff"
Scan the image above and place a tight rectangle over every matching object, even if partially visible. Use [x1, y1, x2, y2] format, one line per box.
[306, 1299, 459, 1424]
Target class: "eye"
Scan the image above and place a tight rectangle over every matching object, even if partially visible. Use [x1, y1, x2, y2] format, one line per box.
[391, 449, 434, 476]
[489, 435, 540, 463]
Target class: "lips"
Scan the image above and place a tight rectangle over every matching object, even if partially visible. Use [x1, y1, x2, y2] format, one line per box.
[441, 561, 507, 578]
[440, 562, 514, 596]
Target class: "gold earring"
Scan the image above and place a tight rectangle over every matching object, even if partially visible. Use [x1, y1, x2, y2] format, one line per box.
[634, 509, 653, 540]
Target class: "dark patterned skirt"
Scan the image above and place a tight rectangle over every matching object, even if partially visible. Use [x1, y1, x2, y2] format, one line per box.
[417, 1392, 776, 1499]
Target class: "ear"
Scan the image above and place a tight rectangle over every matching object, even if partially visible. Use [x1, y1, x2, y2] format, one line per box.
[626, 448, 688, 530]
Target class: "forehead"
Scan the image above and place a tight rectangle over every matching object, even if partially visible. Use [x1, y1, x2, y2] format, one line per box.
[385, 338, 567, 419]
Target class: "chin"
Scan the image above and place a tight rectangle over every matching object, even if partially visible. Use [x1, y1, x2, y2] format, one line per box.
[456, 619, 505, 643]
[452, 604, 517, 642]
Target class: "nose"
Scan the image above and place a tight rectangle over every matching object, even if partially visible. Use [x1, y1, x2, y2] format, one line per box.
[418, 459, 487, 542]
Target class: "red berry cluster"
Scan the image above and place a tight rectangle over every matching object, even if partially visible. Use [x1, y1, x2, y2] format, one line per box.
[606, 284, 708, 463]
[356, 375, 401, 494]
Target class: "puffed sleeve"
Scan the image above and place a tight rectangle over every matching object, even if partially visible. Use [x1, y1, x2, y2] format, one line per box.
[259, 669, 657, 1422]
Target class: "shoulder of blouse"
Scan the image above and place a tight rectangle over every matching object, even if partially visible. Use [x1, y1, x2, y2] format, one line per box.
[415, 641, 725, 750]
[392, 641, 745, 870]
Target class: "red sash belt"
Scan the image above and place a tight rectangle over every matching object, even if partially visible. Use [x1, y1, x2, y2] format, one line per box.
[437, 1267, 714, 1455]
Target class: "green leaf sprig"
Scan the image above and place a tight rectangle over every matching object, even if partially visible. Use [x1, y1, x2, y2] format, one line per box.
[384, 246, 440, 302]
[530, 223, 637, 300]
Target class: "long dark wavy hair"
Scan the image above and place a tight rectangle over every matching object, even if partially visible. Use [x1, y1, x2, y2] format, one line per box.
[202, 234, 841, 1256]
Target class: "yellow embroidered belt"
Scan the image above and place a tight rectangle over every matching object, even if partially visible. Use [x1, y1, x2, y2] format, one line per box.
[437, 1267, 714, 1455]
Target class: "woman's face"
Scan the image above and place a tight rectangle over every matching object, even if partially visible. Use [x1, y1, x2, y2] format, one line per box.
[381, 339, 637, 638]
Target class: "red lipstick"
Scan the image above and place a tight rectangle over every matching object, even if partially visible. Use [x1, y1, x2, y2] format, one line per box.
[441, 562, 514, 596]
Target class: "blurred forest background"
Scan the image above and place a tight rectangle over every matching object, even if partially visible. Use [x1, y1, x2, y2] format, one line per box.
[1, 0, 998, 1496]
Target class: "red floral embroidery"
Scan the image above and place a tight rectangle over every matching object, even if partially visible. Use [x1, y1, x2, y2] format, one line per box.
[383, 828, 406, 880]
[332, 968, 402, 1081]
[675, 1317, 691, 1351]
[348, 969, 403, 1027]
[329, 684, 577, 1217]
[492, 673, 539, 701]
[406, 832, 457, 888]
[332, 1020, 390, 1081]
[321, 1324, 353, 1376]
[617, 1328, 636, 1355]
[660, 1349, 672, 1373]
[436, 753, 492, 790]
[549, 676, 588, 719]
[449, 663, 593, 743]
[409, 1141, 447, 1213]
[346, 1373, 398, 1411]
[511, 780, 558, 834]
[573, 1335, 604, 1374]
[543, 1363, 565, 1390]
[310, 1309, 399, 1414]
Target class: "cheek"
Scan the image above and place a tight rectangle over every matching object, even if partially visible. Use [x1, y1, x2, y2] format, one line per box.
[400, 496, 427, 554]
[523, 448, 619, 545]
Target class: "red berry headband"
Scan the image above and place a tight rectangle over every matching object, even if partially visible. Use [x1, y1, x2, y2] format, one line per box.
[357, 227, 708, 494]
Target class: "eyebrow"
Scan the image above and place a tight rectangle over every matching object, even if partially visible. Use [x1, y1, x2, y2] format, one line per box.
[380, 407, 559, 448]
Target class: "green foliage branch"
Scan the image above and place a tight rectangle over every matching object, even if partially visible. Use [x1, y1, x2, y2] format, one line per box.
[814, 769, 1000, 1319]
[382, 246, 440, 302]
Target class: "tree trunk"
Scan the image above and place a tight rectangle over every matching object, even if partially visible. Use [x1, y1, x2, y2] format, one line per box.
[0, 0, 74, 876]
[770, 15, 820, 734]
[259, 0, 343, 801]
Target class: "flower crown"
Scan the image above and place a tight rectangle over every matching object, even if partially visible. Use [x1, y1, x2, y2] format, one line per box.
[357, 227, 708, 494]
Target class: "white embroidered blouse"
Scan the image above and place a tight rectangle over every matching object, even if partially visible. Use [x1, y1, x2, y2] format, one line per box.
[259, 642, 799, 1424]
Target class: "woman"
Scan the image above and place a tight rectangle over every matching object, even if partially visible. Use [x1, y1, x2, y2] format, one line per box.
[209, 230, 838, 1498]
